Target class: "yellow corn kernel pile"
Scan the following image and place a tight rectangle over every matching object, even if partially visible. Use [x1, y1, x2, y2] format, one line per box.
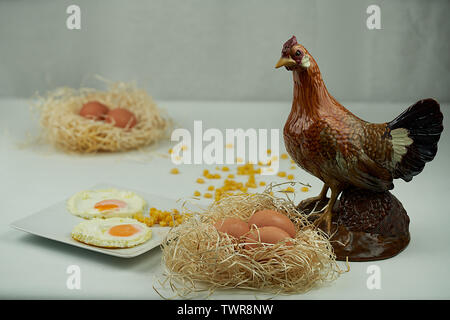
[236, 163, 259, 176]
[134, 208, 188, 227]
[214, 179, 247, 201]
[165, 144, 307, 203]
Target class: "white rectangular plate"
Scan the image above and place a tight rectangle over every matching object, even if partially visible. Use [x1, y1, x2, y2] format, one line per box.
[10, 184, 185, 258]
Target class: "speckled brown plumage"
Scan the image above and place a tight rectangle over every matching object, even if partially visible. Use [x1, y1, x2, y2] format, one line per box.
[277, 36, 443, 233]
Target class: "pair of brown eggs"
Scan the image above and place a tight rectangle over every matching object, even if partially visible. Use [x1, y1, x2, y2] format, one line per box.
[79, 101, 137, 129]
[214, 209, 296, 249]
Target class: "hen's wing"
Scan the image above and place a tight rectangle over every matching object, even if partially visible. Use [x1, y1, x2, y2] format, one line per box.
[318, 116, 394, 191]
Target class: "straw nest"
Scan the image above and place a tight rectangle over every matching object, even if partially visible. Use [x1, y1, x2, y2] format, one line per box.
[32, 79, 170, 153]
[161, 190, 344, 297]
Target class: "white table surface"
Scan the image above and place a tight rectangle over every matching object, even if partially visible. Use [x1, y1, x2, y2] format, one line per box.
[1, 98, 449, 299]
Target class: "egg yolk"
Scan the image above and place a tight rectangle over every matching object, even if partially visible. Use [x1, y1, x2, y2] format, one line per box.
[108, 224, 140, 237]
[94, 199, 127, 211]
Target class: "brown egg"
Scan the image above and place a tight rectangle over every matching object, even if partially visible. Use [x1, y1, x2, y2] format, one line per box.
[248, 209, 296, 237]
[214, 217, 250, 239]
[105, 108, 137, 129]
[79, 101, 109, 121]
[244, 226, 292, 249]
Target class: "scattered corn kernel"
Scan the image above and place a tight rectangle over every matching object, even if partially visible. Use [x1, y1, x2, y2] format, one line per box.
[196, 178, 205, 184]
[277, 171, 286, 177]
[301, 186, 309, 192]
[227, 174, 235, 179]
[281, 153, 289, 159]
[283, 187, 295, 193]
[287, 174, 294, 180]
[193, 190, 201, 197]
[290, 166, 296, 170]
[168, 148, 173, 154]
[204, 193, 213, 199]
[221, 166, 229, 172]
[207, 185, 215, 191]
[226, 143, 233, 149]
[170, 168, 179, 174]
[267, 149, 272, 154]
[259, 181, 266, 186]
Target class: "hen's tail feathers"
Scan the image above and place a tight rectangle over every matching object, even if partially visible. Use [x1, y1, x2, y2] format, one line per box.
[388, 98, 443, 182]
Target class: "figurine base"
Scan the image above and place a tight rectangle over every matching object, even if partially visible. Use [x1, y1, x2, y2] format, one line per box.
[297, 187, 410, 262]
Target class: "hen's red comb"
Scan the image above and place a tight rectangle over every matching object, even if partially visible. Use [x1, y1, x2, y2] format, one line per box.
[282, 36, 298, 56]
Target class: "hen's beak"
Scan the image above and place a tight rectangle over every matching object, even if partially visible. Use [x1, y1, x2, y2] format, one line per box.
[275, 57, 296, 69]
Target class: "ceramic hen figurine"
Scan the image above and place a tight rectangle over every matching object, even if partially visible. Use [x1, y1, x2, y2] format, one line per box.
[276, 36, 443, 234]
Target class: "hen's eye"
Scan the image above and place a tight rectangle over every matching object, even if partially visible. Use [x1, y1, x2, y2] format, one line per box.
[295, 50, 301, 56]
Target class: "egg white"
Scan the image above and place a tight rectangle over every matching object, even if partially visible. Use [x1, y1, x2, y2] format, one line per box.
[71, 217, 152, 248]
[67, 188, 146, 219]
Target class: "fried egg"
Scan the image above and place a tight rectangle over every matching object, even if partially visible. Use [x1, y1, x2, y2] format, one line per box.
[67, 188, 146, 219]
[71, 217, 152, 248]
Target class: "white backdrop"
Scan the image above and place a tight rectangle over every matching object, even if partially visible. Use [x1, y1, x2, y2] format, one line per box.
[0, 0, 449, 102]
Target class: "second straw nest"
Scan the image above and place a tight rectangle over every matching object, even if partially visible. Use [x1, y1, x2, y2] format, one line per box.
[161, 191, 344, 297]
[33, 80, 171, 153]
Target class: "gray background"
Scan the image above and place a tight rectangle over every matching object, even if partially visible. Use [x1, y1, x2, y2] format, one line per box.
[0, 0, 449, 102]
